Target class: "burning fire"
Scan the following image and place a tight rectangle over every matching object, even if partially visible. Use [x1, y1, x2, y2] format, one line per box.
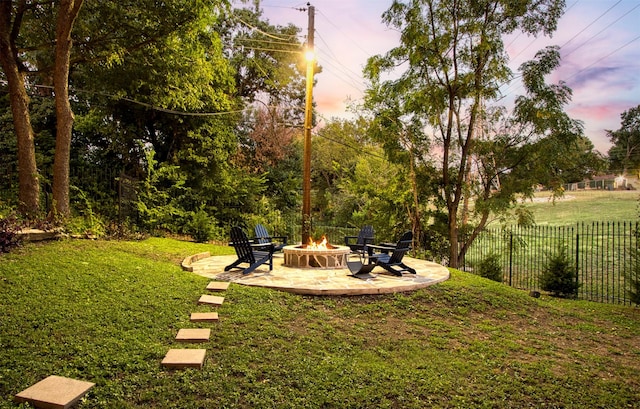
[305, 235, 335, 250]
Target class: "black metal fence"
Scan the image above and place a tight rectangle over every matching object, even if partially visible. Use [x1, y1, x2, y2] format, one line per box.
[243, 214, 359, 247]
[462, 222, 639, 305]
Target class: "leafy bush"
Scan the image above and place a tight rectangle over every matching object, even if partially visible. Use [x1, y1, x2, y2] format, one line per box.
[626, 247, 640, 305]
[0, 214, 23, 254]
[186, 209, 219, 243]
[540, 246, 579, 297]
[476, 253, 503, 282]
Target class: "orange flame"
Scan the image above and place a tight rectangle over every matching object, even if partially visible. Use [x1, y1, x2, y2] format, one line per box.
[305, 235, 333, 250]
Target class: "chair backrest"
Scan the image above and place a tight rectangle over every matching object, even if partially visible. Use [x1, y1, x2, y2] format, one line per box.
[357, 225, 375, 246]
[230, 226, 255, 263]
[389, 231, 413, 263]
[254, 224, 270, 245]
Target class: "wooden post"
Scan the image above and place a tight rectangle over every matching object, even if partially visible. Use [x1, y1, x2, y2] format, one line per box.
[302, 4, 315, 245]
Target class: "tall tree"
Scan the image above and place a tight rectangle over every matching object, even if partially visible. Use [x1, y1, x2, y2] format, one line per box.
[464, 47, 596, 258]
[607, 105, 640, 176]
[1, 0, 233, 220]
[0, 0, 40, 216]
[364, 0, 566, 267]
[51, 0, 83, 218]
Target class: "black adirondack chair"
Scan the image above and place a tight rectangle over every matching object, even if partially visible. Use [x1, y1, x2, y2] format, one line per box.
[368, 231, 416, 276]
[253, 223, 288, 252]
[225, 226, 275, 275]
[347, 231, 416, 279]
[346, 252, 377, 279]
[344, 225, 375, 255]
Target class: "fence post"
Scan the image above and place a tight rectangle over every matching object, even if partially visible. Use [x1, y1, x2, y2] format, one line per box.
[575, 232, 580, 298]
[509, 232, 513, 287]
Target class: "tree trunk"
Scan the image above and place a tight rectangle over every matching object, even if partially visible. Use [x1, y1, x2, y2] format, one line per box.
[408, 144, 421, 250]
[0, 1, 40, 217]
[448, 213, 459, 268]
[51, 0, 83, 219]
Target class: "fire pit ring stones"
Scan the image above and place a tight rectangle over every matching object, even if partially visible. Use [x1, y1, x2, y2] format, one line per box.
[283, 244, 351, 269]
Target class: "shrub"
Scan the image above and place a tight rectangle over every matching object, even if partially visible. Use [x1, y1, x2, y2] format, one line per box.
[476, 253, 503, 282]
[626, 247, 640, 305]
[187, 209, 215, 243]
[0, 214, 23, 254]
[540, 246, 580, 297]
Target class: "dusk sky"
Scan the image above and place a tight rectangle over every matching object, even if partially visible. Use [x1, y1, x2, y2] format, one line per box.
[256, 0, 640, 154]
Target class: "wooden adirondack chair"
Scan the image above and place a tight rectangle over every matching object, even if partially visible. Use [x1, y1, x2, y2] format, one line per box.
[347, 231, 415, 279]
[225, 226, 275, 275]
[253, 224, 288, 252]
[367, 231, 416, 276]
[344, 225, 375, 255]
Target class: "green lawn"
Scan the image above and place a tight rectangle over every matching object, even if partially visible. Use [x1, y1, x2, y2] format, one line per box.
[1, 238, 639, 408]
[512, 190, 638, 225]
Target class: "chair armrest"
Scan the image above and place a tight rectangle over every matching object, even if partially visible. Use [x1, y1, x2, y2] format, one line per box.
[271, 235, 288, 244]
[367, 244, 395, 254]
[252, 242, 275, 252]
[254, 235, 287, 243]
[344, 235, 358, 245]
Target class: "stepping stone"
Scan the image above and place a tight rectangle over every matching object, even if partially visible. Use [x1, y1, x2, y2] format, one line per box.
[162, 349, 207, 369]
[176, 328, 211, 343]
[198, 294, 224, 305]
[206, 281, 230, 291]
[190, 312, 219, 322]
[14, 375, 95, 409]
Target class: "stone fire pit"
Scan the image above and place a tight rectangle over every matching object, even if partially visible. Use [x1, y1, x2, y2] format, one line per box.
[283, 244, 351, 269]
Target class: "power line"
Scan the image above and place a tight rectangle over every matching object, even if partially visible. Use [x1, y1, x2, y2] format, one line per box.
[234, 37, 301, 47]
[564, 33, 640, 83]
[562, 2, 640, 59]
[558, 0, 622, 50]
[235, 16, 299, 42]
[499, 0, 637, 106]
[315, 30, 365, 88]
[315, 8, 373, 59]
[235, 46, 301, 54]
[11, 82, 301, 118]
[507, 0, 581, 68]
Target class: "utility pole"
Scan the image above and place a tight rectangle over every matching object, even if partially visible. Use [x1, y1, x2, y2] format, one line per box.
[301, 3, 315, 245]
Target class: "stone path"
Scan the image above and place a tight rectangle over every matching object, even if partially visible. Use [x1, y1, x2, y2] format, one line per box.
[14, 375, 94, 409]
[14, 275, 231, 406]
[161, 280, 229, 370]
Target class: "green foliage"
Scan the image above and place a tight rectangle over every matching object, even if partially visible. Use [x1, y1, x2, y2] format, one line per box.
[540, 246, 580, 297]
[136, 153, 191, 234]
[0, 214, 22, 254]
[64, 186, 106, 237]
[607, 105, 640, 175]
[364, 0, 576, 267]
[186, 208, 223, 243]
[475, 253, 503, 283]
[626, 247, 640, 305]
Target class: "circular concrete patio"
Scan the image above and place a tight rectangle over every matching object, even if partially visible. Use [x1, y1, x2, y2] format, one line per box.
[182, 252, 450, 296]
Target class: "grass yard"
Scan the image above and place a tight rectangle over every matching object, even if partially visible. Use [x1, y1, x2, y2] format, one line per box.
[517, 190, 638, 225]
[1, 238, 639, 408]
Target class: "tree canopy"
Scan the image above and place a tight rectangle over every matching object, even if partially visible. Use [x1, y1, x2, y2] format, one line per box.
[363, 0, 603, 267]
[607, 105, 640, 176]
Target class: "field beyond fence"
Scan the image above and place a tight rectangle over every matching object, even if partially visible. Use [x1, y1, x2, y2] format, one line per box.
[463, 221, 639, 305]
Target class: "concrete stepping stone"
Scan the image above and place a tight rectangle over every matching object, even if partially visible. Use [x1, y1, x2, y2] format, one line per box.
[162, 349, 207, 369]
[14, 375, 95, 409]
[206, 281, 230, 291]
[176, 328, 211, 343]
[190, 312, 219, 322]
[198, 294, 224, 305]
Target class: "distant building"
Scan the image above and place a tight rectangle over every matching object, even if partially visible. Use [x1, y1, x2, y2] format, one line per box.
[564, 174, 631, 191]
